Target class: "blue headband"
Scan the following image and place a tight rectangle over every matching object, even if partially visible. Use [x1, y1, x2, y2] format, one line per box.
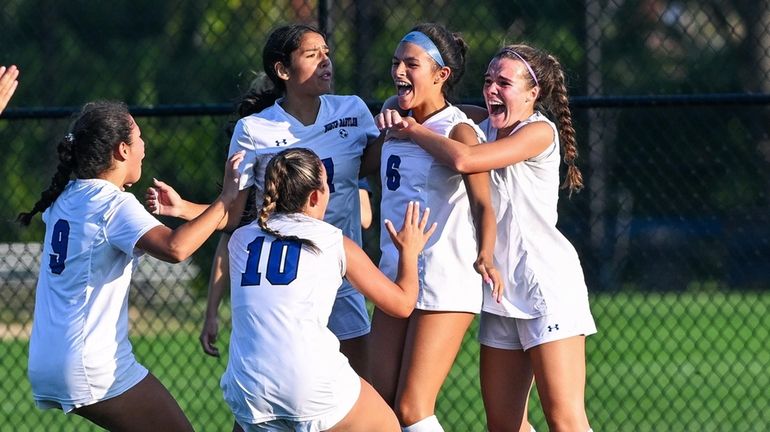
[400, 31, 445, 67]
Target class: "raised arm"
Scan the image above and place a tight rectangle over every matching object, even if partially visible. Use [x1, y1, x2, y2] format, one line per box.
[344, 202, 436, 318]
[377, 109, 554, 174]
[137, 151, 244, 262]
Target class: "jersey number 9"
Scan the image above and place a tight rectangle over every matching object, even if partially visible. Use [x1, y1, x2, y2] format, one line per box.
[49, 219, 70, 275]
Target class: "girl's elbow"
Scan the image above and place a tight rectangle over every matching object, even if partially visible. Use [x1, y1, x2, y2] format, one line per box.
[454, 156, 474, 174]
[392, 304, 414, 319]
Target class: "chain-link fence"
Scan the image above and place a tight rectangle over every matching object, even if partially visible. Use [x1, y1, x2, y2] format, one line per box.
[1, 1, 769, 431]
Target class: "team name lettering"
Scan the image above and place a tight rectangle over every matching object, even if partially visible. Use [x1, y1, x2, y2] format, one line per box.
[323, 117, 358, 133]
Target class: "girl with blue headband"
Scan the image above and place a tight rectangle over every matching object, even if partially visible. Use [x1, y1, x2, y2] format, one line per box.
[369, 23, 500, 432]
[377, 43, 596, 432]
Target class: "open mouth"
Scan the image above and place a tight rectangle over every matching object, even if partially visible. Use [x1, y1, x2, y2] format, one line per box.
[488, 100, 506, 116]
[396, 80, 413, 97]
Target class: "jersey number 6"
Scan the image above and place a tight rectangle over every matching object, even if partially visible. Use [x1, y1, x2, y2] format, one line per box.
[241, 236, 302, 286]
[385, 154, 401, 191]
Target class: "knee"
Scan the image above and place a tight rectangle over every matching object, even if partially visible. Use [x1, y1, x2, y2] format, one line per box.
[543, 406, 589, 432]
[394, 395, 432, 427]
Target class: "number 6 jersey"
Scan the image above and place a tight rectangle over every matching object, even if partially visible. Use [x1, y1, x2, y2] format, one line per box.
[379, 105, 486, 313]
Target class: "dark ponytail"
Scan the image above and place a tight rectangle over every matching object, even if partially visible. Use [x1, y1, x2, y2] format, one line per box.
[17, 101, 132, 225]
[236, 24, 326, 119]
[409, 23, 469, 99]
[17, 136, 76, 225]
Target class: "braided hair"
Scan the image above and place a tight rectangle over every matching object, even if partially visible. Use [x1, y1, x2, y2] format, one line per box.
[258, 148, 325, 252]
[495, 44, 583, 195]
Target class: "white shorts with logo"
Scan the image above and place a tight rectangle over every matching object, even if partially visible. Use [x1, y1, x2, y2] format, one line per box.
[328, 292, 370, 340]
[478, 306, 597, 351]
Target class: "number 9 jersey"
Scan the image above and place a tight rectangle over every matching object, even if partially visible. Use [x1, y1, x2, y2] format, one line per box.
[379, 105, 486, 313]
[28, 179, 162, 412]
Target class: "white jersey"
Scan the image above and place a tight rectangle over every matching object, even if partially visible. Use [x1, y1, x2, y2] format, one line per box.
[221, 213, 360, 425]
[28, 179, 162, 411]
[229, 95, 378, 298]
[379, 105, 485, 312]
[481, 112, 591, 318]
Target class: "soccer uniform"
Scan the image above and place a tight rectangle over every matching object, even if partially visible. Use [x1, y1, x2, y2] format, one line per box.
[28, 179, 162, 412]
[229, 95, 378, 339]
[477, 112, 596, 350]
[221, 213, 360, 430]
[379, 105, 485, 313]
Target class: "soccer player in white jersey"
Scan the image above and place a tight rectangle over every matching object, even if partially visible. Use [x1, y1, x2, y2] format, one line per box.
[18, 101, 244, 432]
[220, 148, 436, 432]
[189, 24, 381, 384]
[378, 44, 597, 432]
[368, 23, 500, 432]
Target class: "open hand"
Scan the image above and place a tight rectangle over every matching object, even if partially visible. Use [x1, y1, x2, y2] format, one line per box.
[384, 201, 437, 257]
[145, 178, 183, 217]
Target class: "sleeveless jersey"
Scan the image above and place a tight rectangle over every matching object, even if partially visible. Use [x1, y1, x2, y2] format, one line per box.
[481, 112, 590, 318]
[28, 179, 162, 411]
[229, 95, 378, 298]
[379, 105, 485, 312]
[221, 213, 360, 424]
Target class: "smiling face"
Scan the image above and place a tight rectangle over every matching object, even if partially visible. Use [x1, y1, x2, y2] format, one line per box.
[391, 41, 446, 116]
[283, 31, 333, 97]
[483, 56, 539, 134]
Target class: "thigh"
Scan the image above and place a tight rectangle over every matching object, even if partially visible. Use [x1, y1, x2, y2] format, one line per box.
[528, 336, 589, 428]
[327, 378, 400, 432]
[396, 311, 475, 421]
[480, 345, 534, 432]
[74, 372, 193, 432]
[368, 307, 409, 406]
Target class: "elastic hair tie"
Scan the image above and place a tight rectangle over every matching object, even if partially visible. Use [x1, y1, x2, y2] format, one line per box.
[64, 133, 75, 143]
[400, 31, 445, 68]
[500, 48, 539, 87]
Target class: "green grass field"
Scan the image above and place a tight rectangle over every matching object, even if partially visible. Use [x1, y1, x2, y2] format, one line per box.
[2, 291, 768, 431]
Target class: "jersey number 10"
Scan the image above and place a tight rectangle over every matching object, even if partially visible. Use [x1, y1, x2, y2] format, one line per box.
[241, 236, 302, 286]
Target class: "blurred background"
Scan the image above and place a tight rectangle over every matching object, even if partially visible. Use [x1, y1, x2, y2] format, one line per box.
[1, 1, 769, 430]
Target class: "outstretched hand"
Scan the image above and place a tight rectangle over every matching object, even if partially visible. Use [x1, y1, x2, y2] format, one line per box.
[384, 201, 437, 257]
[146, 178, 184, 217]
[0, 65, 20, 115]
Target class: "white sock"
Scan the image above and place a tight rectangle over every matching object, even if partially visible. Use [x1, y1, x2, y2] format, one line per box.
[401, 415, 444, 432]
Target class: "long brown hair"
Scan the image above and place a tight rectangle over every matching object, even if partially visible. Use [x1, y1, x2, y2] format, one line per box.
[496, 44, 583, 194]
